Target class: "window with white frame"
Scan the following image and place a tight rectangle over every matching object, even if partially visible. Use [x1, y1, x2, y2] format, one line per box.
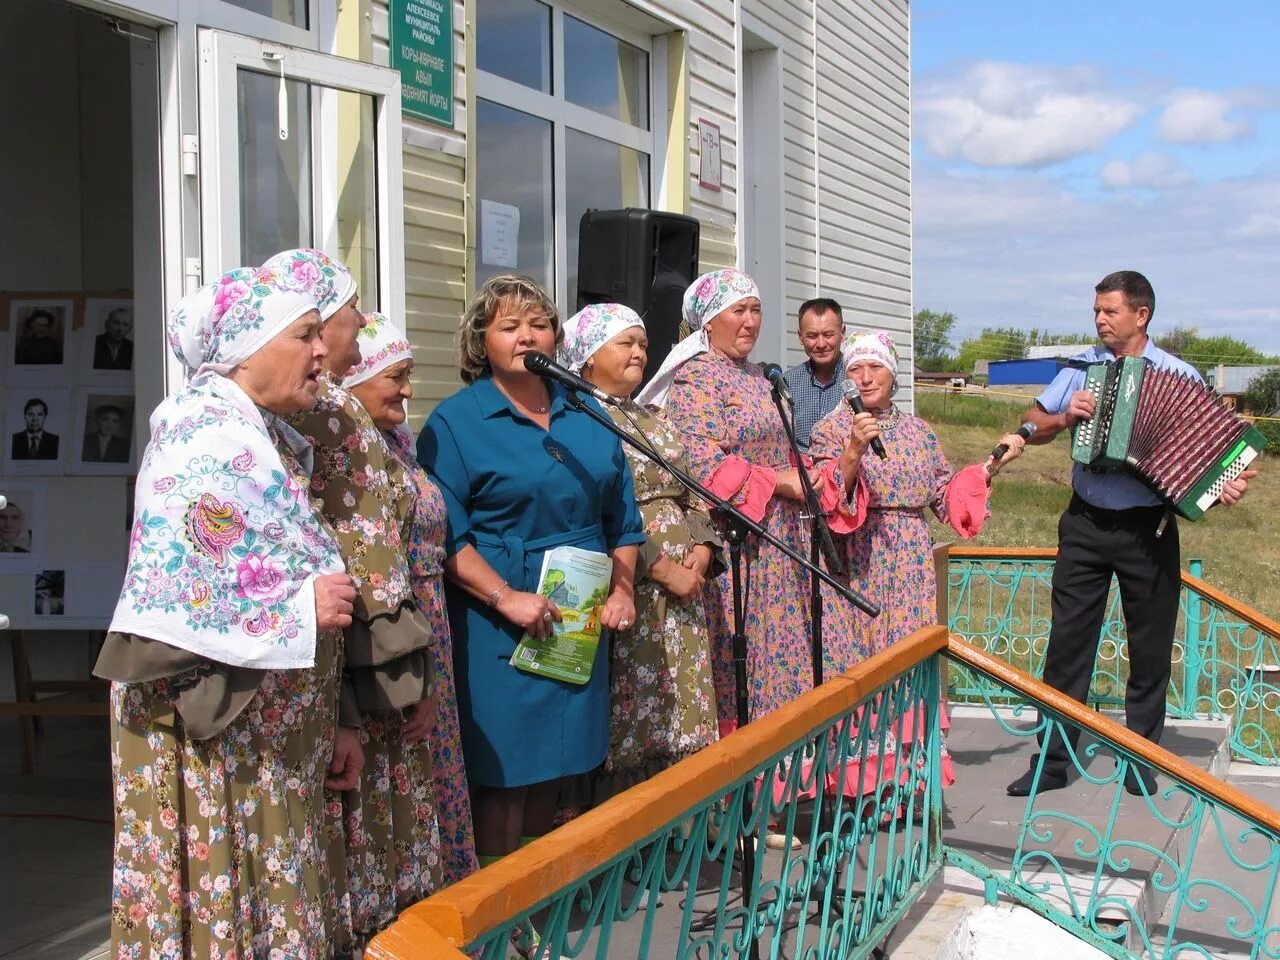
[223, 0, 309, 29]
[475, 0, 653, 309]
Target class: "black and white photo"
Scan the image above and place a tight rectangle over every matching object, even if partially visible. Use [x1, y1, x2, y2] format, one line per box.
[0, 484, 44, 571]
[34, 568, 65, 617]
[0, 496, 32, 554]
[3, 386, 70, 475]
[83, 296, 135, 376]
[4, 296, 75, 379]
[70, 390, 136, 474]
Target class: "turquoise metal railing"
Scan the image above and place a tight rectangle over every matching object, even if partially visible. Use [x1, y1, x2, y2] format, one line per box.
[946, 549, 1280, 765]
[373, 630, 951, 960]
[944, 639, 1280, 959]
[370, 627, 1280, 960]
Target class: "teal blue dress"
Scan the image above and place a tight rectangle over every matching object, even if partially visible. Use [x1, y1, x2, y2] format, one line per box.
[417, 374, 645, 787]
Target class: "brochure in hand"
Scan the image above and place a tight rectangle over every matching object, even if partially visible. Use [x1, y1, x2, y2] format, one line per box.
[510, 544, 613, 685]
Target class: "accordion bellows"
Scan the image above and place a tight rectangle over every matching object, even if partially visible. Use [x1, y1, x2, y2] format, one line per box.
[1070, 356, 1267, 521]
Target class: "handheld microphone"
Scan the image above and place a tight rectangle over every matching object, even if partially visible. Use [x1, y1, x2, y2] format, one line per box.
[761, 363, 792, 404]
[841, 380, 888, 459]
[522, 352, 618, 405]
[990, 422, 1037, 464]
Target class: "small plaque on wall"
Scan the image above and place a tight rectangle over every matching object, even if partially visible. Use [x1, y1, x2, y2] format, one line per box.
[698, 118, 722, 191]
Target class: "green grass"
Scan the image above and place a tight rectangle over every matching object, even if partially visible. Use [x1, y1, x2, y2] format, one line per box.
[922, 391, 1280, 621]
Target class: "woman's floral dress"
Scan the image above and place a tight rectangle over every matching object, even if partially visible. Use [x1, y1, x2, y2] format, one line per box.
[664, 350, 857, 729]
[387, 428, 478, 885]
[291, 377, 442, 952]
[594, 401, 720, 799]
[107, 431, 342, 960]
[809, 403, 958, 787]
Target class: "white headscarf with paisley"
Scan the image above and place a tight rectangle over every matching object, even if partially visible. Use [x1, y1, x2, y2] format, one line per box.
[110, 267, 344, 669]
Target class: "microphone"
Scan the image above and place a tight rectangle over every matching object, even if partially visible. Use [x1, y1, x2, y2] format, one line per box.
[761, 363, 791, 404]
[522, 352, 617, 405]
[989, 422, 1037, 464]
[841, 380, 887, 460]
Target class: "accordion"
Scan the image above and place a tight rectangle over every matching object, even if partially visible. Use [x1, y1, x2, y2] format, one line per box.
[1070, 356, 1267, 520]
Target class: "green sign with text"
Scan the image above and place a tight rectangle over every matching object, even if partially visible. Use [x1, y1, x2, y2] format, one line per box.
[390, 0, 453, 127]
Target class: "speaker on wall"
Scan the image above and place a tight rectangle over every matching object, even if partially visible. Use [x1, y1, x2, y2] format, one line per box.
[576, 208, 700, 386]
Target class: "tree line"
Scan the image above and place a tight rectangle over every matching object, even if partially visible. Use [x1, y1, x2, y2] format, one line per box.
[913, 308, 1280, 444]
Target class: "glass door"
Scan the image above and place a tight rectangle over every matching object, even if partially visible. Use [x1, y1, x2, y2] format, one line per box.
[197, 29, 404, 314]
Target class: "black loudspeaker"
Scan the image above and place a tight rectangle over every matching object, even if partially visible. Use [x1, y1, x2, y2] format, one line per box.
[576, 208, 700, 386]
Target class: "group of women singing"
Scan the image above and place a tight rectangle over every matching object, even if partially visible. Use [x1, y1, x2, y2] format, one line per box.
[99, 258, 1026, 958]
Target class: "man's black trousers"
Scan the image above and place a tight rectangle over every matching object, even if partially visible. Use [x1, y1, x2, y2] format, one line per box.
[1036, 494, 1181, 774]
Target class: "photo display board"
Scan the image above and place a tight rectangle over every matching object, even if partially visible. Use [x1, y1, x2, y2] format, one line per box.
[0, 291, 135, 629]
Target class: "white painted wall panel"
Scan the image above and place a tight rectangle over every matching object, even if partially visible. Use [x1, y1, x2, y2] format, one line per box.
[813, 0, 913, 375]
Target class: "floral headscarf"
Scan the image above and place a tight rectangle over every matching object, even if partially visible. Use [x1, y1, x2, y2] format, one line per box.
[259, 248, 358, 321]
[560, 303, 645, 373]
[843, 330, 900, 372]
[110, 280, 342, 669]
[168, 267, 318, 382]
[344, 311, 413, 389]
[635, 269, 761, 407]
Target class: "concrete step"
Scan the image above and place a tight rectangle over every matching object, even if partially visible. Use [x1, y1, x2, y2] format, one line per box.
[884, 877, 1111, 959]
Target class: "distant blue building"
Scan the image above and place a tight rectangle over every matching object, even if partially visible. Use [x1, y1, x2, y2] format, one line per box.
[987, 358, 1069, 386]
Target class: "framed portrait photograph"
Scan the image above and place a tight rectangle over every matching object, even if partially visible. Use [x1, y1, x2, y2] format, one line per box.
[34, 569, 66, 618]
[80, 295, 135, 381]
[0, 484, 45, 571]
[2, 294, 77, 385]
[2, 386, 70, 475]
[68, 390, 137, 475]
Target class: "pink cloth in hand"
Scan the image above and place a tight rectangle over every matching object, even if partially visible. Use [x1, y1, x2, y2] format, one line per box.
[819, 460, 869, 534]
[707, 455, 777, 524]
[946, 463, 992, 539]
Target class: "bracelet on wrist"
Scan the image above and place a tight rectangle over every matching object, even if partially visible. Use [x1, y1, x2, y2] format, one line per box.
[486, 580, 509, 608]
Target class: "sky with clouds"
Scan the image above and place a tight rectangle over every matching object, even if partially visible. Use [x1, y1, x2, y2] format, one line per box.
[911, 1, 1280, 361]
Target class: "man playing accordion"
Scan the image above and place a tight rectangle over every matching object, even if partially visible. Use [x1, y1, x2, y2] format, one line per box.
[1006, 270, 1257, 798]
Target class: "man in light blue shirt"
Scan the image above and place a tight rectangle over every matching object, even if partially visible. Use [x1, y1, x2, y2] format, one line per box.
[1007, 271, 1255, 799]
[783, 298, 846, 451]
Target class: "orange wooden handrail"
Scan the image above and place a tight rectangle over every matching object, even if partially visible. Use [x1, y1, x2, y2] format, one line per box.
[365, 913, 471, 960]
[1182, 572, 1280, 639]
[945, 635, 1280, 835]
[371, 625, 950, 955]
[947, 546, 1058, 560]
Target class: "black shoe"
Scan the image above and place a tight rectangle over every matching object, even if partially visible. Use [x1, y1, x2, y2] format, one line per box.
[1123, 765, 1156, 796]
[1006, 768, 1067, 797]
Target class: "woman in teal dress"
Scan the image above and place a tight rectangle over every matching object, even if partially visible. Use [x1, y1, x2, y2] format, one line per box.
[416, 274, 644, 867]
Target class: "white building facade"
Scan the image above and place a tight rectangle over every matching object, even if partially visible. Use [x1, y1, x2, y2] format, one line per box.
[0, 0, 913, 632]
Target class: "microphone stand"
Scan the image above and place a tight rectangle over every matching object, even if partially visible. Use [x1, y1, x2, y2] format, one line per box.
[767, 383, 851, 901]
[766, 385, 846, 688]
[559, 389, 879, 960]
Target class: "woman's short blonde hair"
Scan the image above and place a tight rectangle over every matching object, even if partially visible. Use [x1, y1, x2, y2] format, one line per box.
[458, 274, 562, 383]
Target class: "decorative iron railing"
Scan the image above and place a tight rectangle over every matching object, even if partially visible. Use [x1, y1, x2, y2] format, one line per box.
[368, 627, 951, 960]
[367, 626, 1280, 960]
[946, 547, 1280, 765]
[946, 638, 1280, 959]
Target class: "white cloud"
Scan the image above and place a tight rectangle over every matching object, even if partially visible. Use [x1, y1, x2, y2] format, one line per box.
[1158, 89, 1253, 143]
[1231, 212, 1280, 239]
[1099, 152, 1193, 190]
[913, 163, 1280, 353]
[915, 62, 1141, 169]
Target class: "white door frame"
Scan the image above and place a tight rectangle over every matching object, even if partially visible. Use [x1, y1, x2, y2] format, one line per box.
[737, 11, 786, 366]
